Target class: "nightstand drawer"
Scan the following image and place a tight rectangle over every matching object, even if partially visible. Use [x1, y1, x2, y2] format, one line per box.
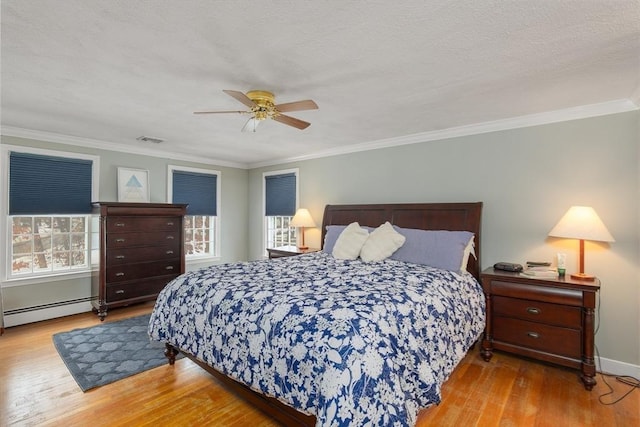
[494, 316, 581, 359]
[493, 296, 582, 328]
[268, 250, 292, 259]
[492, 280, 582, 306]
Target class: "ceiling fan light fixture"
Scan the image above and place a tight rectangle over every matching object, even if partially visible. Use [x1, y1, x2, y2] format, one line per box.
[195, 89, 317, 131]
[254, 110, 269, 121]
[246, 90, 275, 106]
[246, 90, 275, 121]
[242, 117, 262, 133]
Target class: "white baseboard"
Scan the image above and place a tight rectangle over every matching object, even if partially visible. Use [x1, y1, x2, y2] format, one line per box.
[3, 301, 93, 328]
[598, 356, 640, 379]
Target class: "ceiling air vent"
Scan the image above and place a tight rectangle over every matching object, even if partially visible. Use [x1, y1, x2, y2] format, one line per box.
[136, 136, 164, 144]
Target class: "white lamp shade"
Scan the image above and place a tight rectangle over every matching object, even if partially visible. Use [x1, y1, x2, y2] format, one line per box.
[548, 206, 614, 242]
[290, 208, 316, 228]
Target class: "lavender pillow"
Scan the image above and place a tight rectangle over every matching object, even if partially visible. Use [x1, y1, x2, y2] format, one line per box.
[390, 227, 474, 272]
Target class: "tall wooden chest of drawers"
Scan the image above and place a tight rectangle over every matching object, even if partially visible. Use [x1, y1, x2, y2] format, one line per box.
[480, 268, 600, 390]
[92, 202, 187, 320]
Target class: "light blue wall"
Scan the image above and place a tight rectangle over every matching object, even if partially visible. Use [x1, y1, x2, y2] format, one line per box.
[2, 110, 638, 367]
[0, 135, 249, 315]
[249, 111, 640, 366]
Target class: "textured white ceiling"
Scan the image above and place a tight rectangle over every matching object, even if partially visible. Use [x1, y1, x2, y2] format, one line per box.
[2, 0, 639, 167]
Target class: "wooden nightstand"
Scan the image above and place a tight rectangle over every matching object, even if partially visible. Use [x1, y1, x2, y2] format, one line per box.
[267, 245, 321, 259]
[480, 267, 600, 390]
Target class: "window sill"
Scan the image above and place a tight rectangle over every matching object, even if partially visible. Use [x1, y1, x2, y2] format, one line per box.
[2, 270, 93, 288]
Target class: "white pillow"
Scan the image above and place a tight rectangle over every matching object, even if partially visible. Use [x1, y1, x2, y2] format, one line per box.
[360, 222, 406, 262]
[332, 222, 370, 260]
[460, 236, 476, 272]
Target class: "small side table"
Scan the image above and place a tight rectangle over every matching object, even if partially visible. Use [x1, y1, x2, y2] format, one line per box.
[267, 245, 320, 259]
[480, 267, 600, 390]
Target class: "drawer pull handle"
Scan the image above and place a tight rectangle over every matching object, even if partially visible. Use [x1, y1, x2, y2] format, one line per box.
[115, 238, 125, 243]
[115, 222, 125, 227]
[115, 255, 125, 259]
[165, 266, 174, 270]
[167, 222, 174, 226]
[527, 332, 540, 339]
[166, 250, 174, 255]
[166, 236, 174, 240]
[526, 307, 541, 315]
[115, 272, 125, 277]
[115, 290, 125, 294]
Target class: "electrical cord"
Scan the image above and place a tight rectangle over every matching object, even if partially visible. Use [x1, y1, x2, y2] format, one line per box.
[594, 291, 639, 405]
[596, 344, 640, 405]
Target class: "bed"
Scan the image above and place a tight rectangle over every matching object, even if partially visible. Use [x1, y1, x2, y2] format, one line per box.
[149, 202, 485, 426]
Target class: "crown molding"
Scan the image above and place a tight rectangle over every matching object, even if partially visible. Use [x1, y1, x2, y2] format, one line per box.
[249, 98, 639, 168]
[2, 98, 637, 171]
[0, 127, 249, 169]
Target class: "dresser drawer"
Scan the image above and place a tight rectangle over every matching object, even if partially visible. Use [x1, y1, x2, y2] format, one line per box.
[106, 231, 180, 248]
[106, 243, 181, 265]
[106, 259, 181, 283]
[493, 296, 581, 328]
[106, 275, 176, 302]
[106, 216, 181, 233]
[493, 316, 581, 359]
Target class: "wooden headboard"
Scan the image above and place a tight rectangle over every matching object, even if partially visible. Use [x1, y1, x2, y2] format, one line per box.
[321, 202, 483, 280]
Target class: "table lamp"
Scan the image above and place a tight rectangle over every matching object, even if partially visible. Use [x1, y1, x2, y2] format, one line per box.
[290, 208, 316, 249]
[548, 206, 614, 281]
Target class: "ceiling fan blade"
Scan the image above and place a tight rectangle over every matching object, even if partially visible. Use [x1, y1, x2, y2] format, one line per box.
[223, 90, 257, 108]
[193, 110, 248, 114]
[274, 99, 318, 113]
[272, 114, 311, 130]
[241, 117, 262, 132]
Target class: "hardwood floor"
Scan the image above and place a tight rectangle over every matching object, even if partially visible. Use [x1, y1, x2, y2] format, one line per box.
[1, 303, 637, 426]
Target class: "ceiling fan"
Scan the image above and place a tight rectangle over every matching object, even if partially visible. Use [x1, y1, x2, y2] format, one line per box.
[194, 90, 318, 132]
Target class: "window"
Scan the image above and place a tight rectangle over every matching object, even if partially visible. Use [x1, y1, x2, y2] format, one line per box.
[265, 215, 295, 248]
[263, 169, 298, 253]
[5, 148, 98, 280]
[168, 166, 220, 259]
[11, 216, 88, 275]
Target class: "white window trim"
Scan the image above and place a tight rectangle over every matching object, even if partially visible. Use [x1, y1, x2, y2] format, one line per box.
[2, 271, 93, 288]
[1, 144, 100, 286]
[167, 165, 221, 262]
[262, 168, 299, 257]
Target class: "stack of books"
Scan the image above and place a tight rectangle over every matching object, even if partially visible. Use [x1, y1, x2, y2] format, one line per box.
[520, 261, 558, 278]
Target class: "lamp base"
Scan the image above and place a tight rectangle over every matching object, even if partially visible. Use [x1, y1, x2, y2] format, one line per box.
[570, 272, 595, 281]
[298, 245, 309, 250]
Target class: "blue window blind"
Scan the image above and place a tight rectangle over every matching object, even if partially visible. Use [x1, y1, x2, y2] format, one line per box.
[172, 170, 217, 216]
[265, 173, 296, 216]
[9, 152, 93, 215]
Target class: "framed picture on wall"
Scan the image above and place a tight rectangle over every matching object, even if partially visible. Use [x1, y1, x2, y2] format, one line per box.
[117, 167, 150, 202]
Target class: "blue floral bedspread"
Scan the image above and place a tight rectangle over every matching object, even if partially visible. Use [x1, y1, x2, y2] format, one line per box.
[148, 252, 485, 426]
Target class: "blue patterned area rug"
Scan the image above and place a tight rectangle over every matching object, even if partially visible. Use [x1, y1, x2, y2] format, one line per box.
[53, 313, 182, 392]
